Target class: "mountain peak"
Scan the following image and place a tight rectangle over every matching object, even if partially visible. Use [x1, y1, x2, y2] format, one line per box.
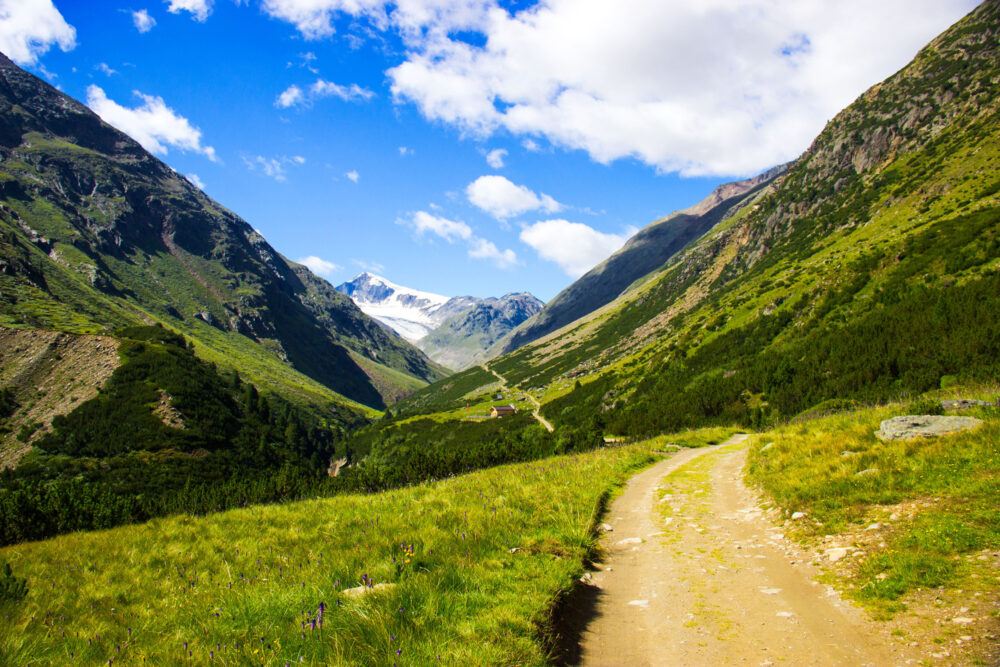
[335, 273, 542, 367]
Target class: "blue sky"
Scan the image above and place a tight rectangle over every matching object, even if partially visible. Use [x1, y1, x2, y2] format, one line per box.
[2, 0, 979, 301]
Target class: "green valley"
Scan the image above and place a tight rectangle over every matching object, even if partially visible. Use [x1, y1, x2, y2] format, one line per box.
[0, 0, 998, 665]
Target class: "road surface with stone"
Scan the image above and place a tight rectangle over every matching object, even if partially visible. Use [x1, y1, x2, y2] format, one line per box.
[576, 435, 923, 666]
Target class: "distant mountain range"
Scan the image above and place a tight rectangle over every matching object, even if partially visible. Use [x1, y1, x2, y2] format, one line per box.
[336, 273, 543, 369]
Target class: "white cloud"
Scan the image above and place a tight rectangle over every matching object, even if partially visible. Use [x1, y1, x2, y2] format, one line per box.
[298, 51, 319, 73]
[353, 259, 385, 273]
[186, 173, 205, 190]
[465, 175, 560, 220]
[260, 0, 388, 40]
[96, 62, 118, 76]
[86, 85, 218, 161]
[258, 2, 975, 176]
[0, 0, 76, 66]
[132, 9, 156, 33]
[242, 154, 304, 181]
[258, 0, 974, 178]
[275, 84, 304, 108]
[398, 1, 981, 175]
[311, 79, 375, 101]
[166, 0, 212, 22]
[468, 237, 517, 269]
[345, 170, 359, 182]
[398, 146, 414, 156]
[406, 210, 516, 268]
[485, 148, 507, 169]
[275, 78, 374, 108]
[520, 219, 635, 277]
[522, 138, 541, 152]
[298, 255, 342, 276]
[409, 210, 472, 242]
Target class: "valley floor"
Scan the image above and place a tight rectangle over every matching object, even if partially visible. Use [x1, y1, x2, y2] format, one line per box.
[572, 435, 990, 666]
[482, 363, 554, 433]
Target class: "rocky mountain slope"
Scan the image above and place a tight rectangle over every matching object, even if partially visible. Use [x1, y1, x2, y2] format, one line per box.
[0, 53, 444, 411]
[337, 272, 542, 369]
[397, 1, 1000, 438]
[417, 292, 543, 369]
[502, 164, 787, 353]
[0, 326, 119, 468]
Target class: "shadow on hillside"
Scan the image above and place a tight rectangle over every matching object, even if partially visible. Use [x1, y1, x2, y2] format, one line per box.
[550, 580, 604, 666]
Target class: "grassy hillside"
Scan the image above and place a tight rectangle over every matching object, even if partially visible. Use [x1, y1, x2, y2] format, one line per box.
[0, 326, 372, 545]
[2, 391, 994, 664]
[502, 165, 787, 353]
[0, 54, 443, 412]
[429, 1, 1000, 440]
[0, 439, 672, 666]
[747, 392, 1000, 614]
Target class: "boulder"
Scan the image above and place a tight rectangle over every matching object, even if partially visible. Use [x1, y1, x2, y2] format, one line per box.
[876, 415, 984, 441]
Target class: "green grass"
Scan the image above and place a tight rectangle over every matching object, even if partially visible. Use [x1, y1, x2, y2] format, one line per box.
[746, 392, 1000, 610]
[0, 442, 662, 665]
[657, 425, 741, 449]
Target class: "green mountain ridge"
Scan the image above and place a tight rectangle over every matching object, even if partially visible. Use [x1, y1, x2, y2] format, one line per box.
[0, 52, 445, 412]
[395, 0, 1000, 439]
[502, 163, 789, 353]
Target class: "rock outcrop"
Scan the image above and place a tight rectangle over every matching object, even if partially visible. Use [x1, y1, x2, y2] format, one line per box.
[875, 415, 984, 441]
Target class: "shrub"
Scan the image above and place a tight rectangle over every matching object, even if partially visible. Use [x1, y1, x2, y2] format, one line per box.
[0, 561, 27, 603]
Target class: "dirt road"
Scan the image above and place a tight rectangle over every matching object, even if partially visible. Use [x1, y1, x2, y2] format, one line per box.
[574, 435, 922, 666]
[481, 363, 554, 433]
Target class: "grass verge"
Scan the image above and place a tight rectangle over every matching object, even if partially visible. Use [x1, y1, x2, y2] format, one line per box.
[746, 393, 1000, 614]
[0, 442, 661, 665]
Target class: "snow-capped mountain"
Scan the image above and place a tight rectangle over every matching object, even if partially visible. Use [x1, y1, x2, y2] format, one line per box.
[335, 273, 543, 368]
[335, 273, 453, 341]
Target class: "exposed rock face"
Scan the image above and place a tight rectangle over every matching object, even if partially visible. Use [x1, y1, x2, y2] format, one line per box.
[419, 292, 544, 369]
[875, 415, 984, 441]
[0, 326, 120, 468]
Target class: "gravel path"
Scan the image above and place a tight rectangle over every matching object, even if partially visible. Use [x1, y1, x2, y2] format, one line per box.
[575, 435, 922, 666]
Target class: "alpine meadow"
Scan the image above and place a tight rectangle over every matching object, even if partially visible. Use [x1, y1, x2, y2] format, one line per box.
[0, 1, 998, 665]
